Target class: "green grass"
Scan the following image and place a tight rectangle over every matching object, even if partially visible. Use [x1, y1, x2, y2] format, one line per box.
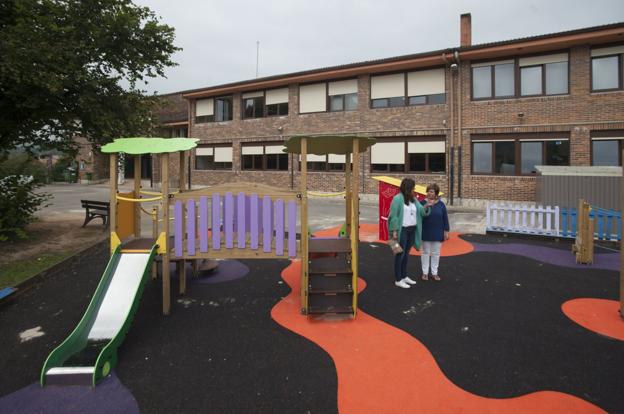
[0, 251, 73, 288]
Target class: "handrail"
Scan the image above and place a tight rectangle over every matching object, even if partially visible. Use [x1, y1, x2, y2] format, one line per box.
[116, 195, 161, 203]
[140, 189, 179, 196]
[308, 191, 346, 197]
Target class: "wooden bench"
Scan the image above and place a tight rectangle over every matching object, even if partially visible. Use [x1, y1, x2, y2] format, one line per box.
[81, 200, 110, 227]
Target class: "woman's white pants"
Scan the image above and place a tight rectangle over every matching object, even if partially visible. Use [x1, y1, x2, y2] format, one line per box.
[421, 241, 442, 276]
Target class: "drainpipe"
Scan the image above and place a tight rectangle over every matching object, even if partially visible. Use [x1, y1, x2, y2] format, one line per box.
[453, 50, 463, 202]
[443, 52, 455, 206]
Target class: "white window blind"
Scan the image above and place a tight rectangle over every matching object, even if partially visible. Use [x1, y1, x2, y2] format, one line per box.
[519, 53, 568, 67]
[196, 99, 214, 116]
[328, 154, 353, 163]
[407, 68, 445, 96]
[299, 83, 326, 113]
[407, 141, 445, 153]
[591, 45, 624, 57]
[242, 91, 264, 99]
[471, 59, 514, 68]
[300, 154, 326, 162]
[371, 142, 405, 164]
[214, 147, 233, 162]
[371, 74, 405, 99]
[242, 146, 263, 155]
[196, 147, 213, 156]
[328, 79, 358, 96]
[265, 88, 289, 104]
[265, 145, 286, 154]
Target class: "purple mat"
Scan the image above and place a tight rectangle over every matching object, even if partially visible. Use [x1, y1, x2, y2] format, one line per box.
[472, 242, 620, 271]
[0, 372, 138, 414]
[170, 260, 250, 284]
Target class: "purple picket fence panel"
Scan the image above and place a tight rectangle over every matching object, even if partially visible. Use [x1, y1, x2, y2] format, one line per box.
[250, 194, 259, 250]
[212, 193, 221, 250]
[245, 195, 251, 233]
[174, 200, 183, 257]
[288, 201, 297, 257]
[237, 192, 246, 248]
[224, 192, 234, 248]
[233, 194, 237, 233]
[263, 196, 272, 253]
[186, 199, 196, 256]
[275, 199, 284, 256]
[200, 196, 208, 253]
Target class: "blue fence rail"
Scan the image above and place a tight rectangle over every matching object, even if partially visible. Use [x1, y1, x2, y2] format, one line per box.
[560, 206, 621, 241]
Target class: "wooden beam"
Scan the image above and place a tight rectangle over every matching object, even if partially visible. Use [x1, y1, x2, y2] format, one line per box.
[300, 137, 308, 314]
[133, 155, 141, 237]
[109, 153, 118, 253]
[161, 153, 171, 315]
[179, 151, 187, 192]
[621, 153, 624, 319]
[345, 151, 351, 236]
[351, 138, 360, 317]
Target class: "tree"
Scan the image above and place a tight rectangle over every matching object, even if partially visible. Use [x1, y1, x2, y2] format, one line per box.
[0, 0, 180, 154]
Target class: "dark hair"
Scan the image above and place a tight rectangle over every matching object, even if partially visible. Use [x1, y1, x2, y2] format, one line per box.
[426, 183, 440, 196]
[400, 178, 416, 205]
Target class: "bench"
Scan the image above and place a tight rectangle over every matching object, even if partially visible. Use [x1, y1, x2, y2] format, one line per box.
[81, 200, 110, 227]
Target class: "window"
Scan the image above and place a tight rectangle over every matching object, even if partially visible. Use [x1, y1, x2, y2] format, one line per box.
[299, 153, 351, 172]
[371, 140, 446, 173]
[471, 136, 569, 175]
[242, 144, 288, 171]
[299, 83, 327, 113]
[591, 45, 624, 91]
[591, 134, 624, 166]
[371, 73, 406, 108]
[265, 88, 289, 116]
[328, 79, 358, 112]
[519, 53, 568, 96]
[471, 53, 569, 100]
[195, 145, 233, 170]
[407, 68, 446, 105]
[471, 60, 515, 99]
[243, 91, 264, 119]
[195, 97, 233, 123]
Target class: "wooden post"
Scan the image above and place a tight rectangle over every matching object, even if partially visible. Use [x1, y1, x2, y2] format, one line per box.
[151, 204, 158, 280]
[179, 151, 187, 294]
[109, 153, 118, 254]
[300, 138, 308, 314]
[161, 153, 171, 315]
[134, 155, 141, 238]
[351, 139, 360, 316]
[345, 151, 351, 236]
[621, 153, 624, 319]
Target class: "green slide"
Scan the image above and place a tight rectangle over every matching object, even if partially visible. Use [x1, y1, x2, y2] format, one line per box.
[40, 244, 156, 387]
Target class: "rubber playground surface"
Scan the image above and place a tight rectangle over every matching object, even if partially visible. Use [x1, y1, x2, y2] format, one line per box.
[0, 225, 623, 413]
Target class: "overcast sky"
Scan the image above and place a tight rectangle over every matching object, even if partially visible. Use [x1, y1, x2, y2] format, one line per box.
[133, 0, 624, 95]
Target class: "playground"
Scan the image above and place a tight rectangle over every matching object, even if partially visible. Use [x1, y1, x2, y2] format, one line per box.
[0, 137, 622, 413]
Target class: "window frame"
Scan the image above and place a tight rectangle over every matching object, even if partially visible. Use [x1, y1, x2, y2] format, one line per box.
[590, 130, 624, 166]
[241, 143, 289, 171]
[470, 134, 570, 176]
[242, 94, 265, 119]
[369, 138, 447, 174]
[590, 52, 624, 92]
[194, 144, 233, 171]
[195, 96, 233, 124]
[370, 69, 446, 109]
[470, 52, 570, 101]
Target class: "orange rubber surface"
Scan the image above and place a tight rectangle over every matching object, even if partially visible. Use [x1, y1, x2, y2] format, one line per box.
[562, 298, 624, 341]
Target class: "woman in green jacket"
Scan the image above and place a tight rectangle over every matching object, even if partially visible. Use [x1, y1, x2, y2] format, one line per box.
[387, 178, 431, 289]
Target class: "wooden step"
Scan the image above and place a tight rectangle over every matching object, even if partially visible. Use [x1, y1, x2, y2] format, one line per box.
[308, 238, 351, 254]
[309, 276, 353, 294]
[309, 257, 352, 275]
[308, 292, 354, 314]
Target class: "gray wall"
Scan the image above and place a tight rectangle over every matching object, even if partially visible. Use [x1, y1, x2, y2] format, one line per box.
[536, 175, 621, 210]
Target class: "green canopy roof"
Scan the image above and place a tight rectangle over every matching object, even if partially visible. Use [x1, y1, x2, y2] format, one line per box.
[100, 138, 199, 154]
[283, 135, 376, 155]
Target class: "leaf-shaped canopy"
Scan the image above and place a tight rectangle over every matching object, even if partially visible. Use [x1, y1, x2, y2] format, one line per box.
[283, 135, 376, 155]
[101, 138, 199, 154]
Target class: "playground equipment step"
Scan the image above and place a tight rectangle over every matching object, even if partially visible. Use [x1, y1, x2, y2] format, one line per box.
[308, 291, 354, 314]
[309, 256, 352, 275]
[308, 238, 351, 254]
[309, 276, 353, 294]
[45, 366, 95, 386]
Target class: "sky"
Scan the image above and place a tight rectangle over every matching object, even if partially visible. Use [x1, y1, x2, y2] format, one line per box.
[133, 0, 624, 95]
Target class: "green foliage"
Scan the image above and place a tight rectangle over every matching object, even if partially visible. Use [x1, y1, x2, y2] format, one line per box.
[0, 153, 49, 183]
[0, 0, 180, 154]
[0, 175, 51, 241]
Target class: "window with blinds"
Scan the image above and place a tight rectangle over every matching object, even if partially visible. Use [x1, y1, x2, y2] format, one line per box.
[195, 145, 233, 170]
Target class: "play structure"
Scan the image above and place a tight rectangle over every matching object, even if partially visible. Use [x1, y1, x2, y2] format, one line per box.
[40, 135, 375, 386]
[572, 199, 594, 265]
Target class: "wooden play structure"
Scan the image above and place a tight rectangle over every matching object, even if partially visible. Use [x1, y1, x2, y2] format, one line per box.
[572, 199, 594, 265]
[100, 135, 375, 317]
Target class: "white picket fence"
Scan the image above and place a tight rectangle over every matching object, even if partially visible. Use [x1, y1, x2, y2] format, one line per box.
[486, 203, 560, 236]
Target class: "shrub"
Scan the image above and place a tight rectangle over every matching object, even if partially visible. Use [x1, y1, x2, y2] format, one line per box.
[0, 153, 49, 183]
[0, 175, 51, 241]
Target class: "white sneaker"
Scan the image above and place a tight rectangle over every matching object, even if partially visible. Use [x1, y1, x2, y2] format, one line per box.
[403, 277, 417, 285]
[395, 280, 411, 289]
